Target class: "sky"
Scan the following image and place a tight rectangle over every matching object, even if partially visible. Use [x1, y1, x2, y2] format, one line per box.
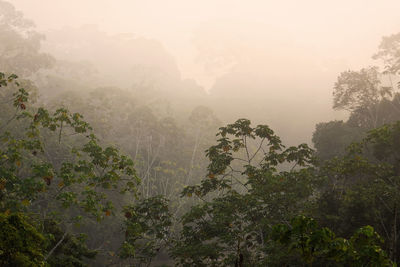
[5, 0, 400, 145]
[8, 0, 400, 90]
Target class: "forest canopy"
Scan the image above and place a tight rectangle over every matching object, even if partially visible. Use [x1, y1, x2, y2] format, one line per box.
[1, 0, 400, 266]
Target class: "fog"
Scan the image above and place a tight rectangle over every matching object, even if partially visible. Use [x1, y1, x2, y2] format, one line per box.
[4, 1, 400, 145]
[3, 1, 400, 265]
[10, 1, 400, 82]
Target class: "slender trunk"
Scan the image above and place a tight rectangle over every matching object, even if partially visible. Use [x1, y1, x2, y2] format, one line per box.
[187, 128, 201, 185]
[235, 238, 243, 267]
[45, 231, 67, 261]
[394, 204, 397, 263]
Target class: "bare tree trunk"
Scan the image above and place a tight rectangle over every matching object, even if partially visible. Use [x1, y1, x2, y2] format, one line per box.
[186, 128, 201, 185]
[394, 204, 398, 263]
[45, 231, 67, 261]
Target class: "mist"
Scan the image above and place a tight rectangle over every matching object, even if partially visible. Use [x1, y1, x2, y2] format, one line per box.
[8, 0, 400, 145]
[2, 0, 400, 266]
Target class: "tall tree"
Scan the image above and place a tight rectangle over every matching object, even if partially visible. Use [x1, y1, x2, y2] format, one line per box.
[316, 121, 400, 263]
[172, 119, 316, 266]
[0, 1, 54, 76]
[333, 67, 394, 129]
[0, 73, 140, 265]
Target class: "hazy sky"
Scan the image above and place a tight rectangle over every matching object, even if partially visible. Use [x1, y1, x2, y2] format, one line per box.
[8, 0, 400, 90]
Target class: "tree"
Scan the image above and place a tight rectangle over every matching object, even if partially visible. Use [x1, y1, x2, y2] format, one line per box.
[0, 1, 54, 76]
[171, 119, 317, 266]
[333, 67, 394, 129]
[0, 72, 140, 264]
[186, 106, 220, 188]
[170, 119, 394, 266]
[43, 219, 97, 267]
[315, 121, 400, 263]
[374, 32, 400, 75]
[0, 212, 45, 266]
[312, 120, 364, 162]
[313, 33, 400, 160]
[121, 196, 172, 266]
[273, 215, 393, 266]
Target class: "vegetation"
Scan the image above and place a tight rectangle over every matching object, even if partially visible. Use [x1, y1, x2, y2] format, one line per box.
[1, 1, 400, 266]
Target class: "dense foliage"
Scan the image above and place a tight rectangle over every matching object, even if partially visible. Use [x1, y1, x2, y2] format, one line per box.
[0, 73, 140, 265]
[1, 1, 400, 265]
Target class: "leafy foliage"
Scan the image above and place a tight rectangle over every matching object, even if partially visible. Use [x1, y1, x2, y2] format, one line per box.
[315, 121, 400, 263]
[0, 212, 45, 267]
[333, 67, 390, 113]
[312, 120, 364, 162]
[374, 32, 400, 75]
[170, 119, 394, 266]
[44, 219, 97, 267]
[2, 6, 400, 264]
[0, 1, 54, 75]
[273, 215, 393, 266]
[0, 72, 140, 264]
[172, 119, 317, 266]
[0, 73, 140, 217]
[121, 196, 172, 266]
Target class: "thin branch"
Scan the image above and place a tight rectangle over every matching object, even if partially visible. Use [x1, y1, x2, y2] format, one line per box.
[249, 138, 265, 162]
[58, 121, 63, 144]
[45, 231, 67, 261]
[243, 136, 250, 163]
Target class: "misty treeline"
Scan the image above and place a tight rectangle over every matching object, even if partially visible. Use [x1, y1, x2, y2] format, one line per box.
[1, 1, 400, 266]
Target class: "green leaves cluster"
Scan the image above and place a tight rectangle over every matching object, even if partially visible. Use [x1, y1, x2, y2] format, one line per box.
[182, 118, 315, 198]
[121, 196, 172, 266]
[0, 72, 141, 264]
[170, 119, 396, 266]
[273, 215, 393, 266]
[0, 212, 45, 266]
[316, 121, 400, 263]
[173, 119, 318, 266]
[0, 73, 140, 220]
